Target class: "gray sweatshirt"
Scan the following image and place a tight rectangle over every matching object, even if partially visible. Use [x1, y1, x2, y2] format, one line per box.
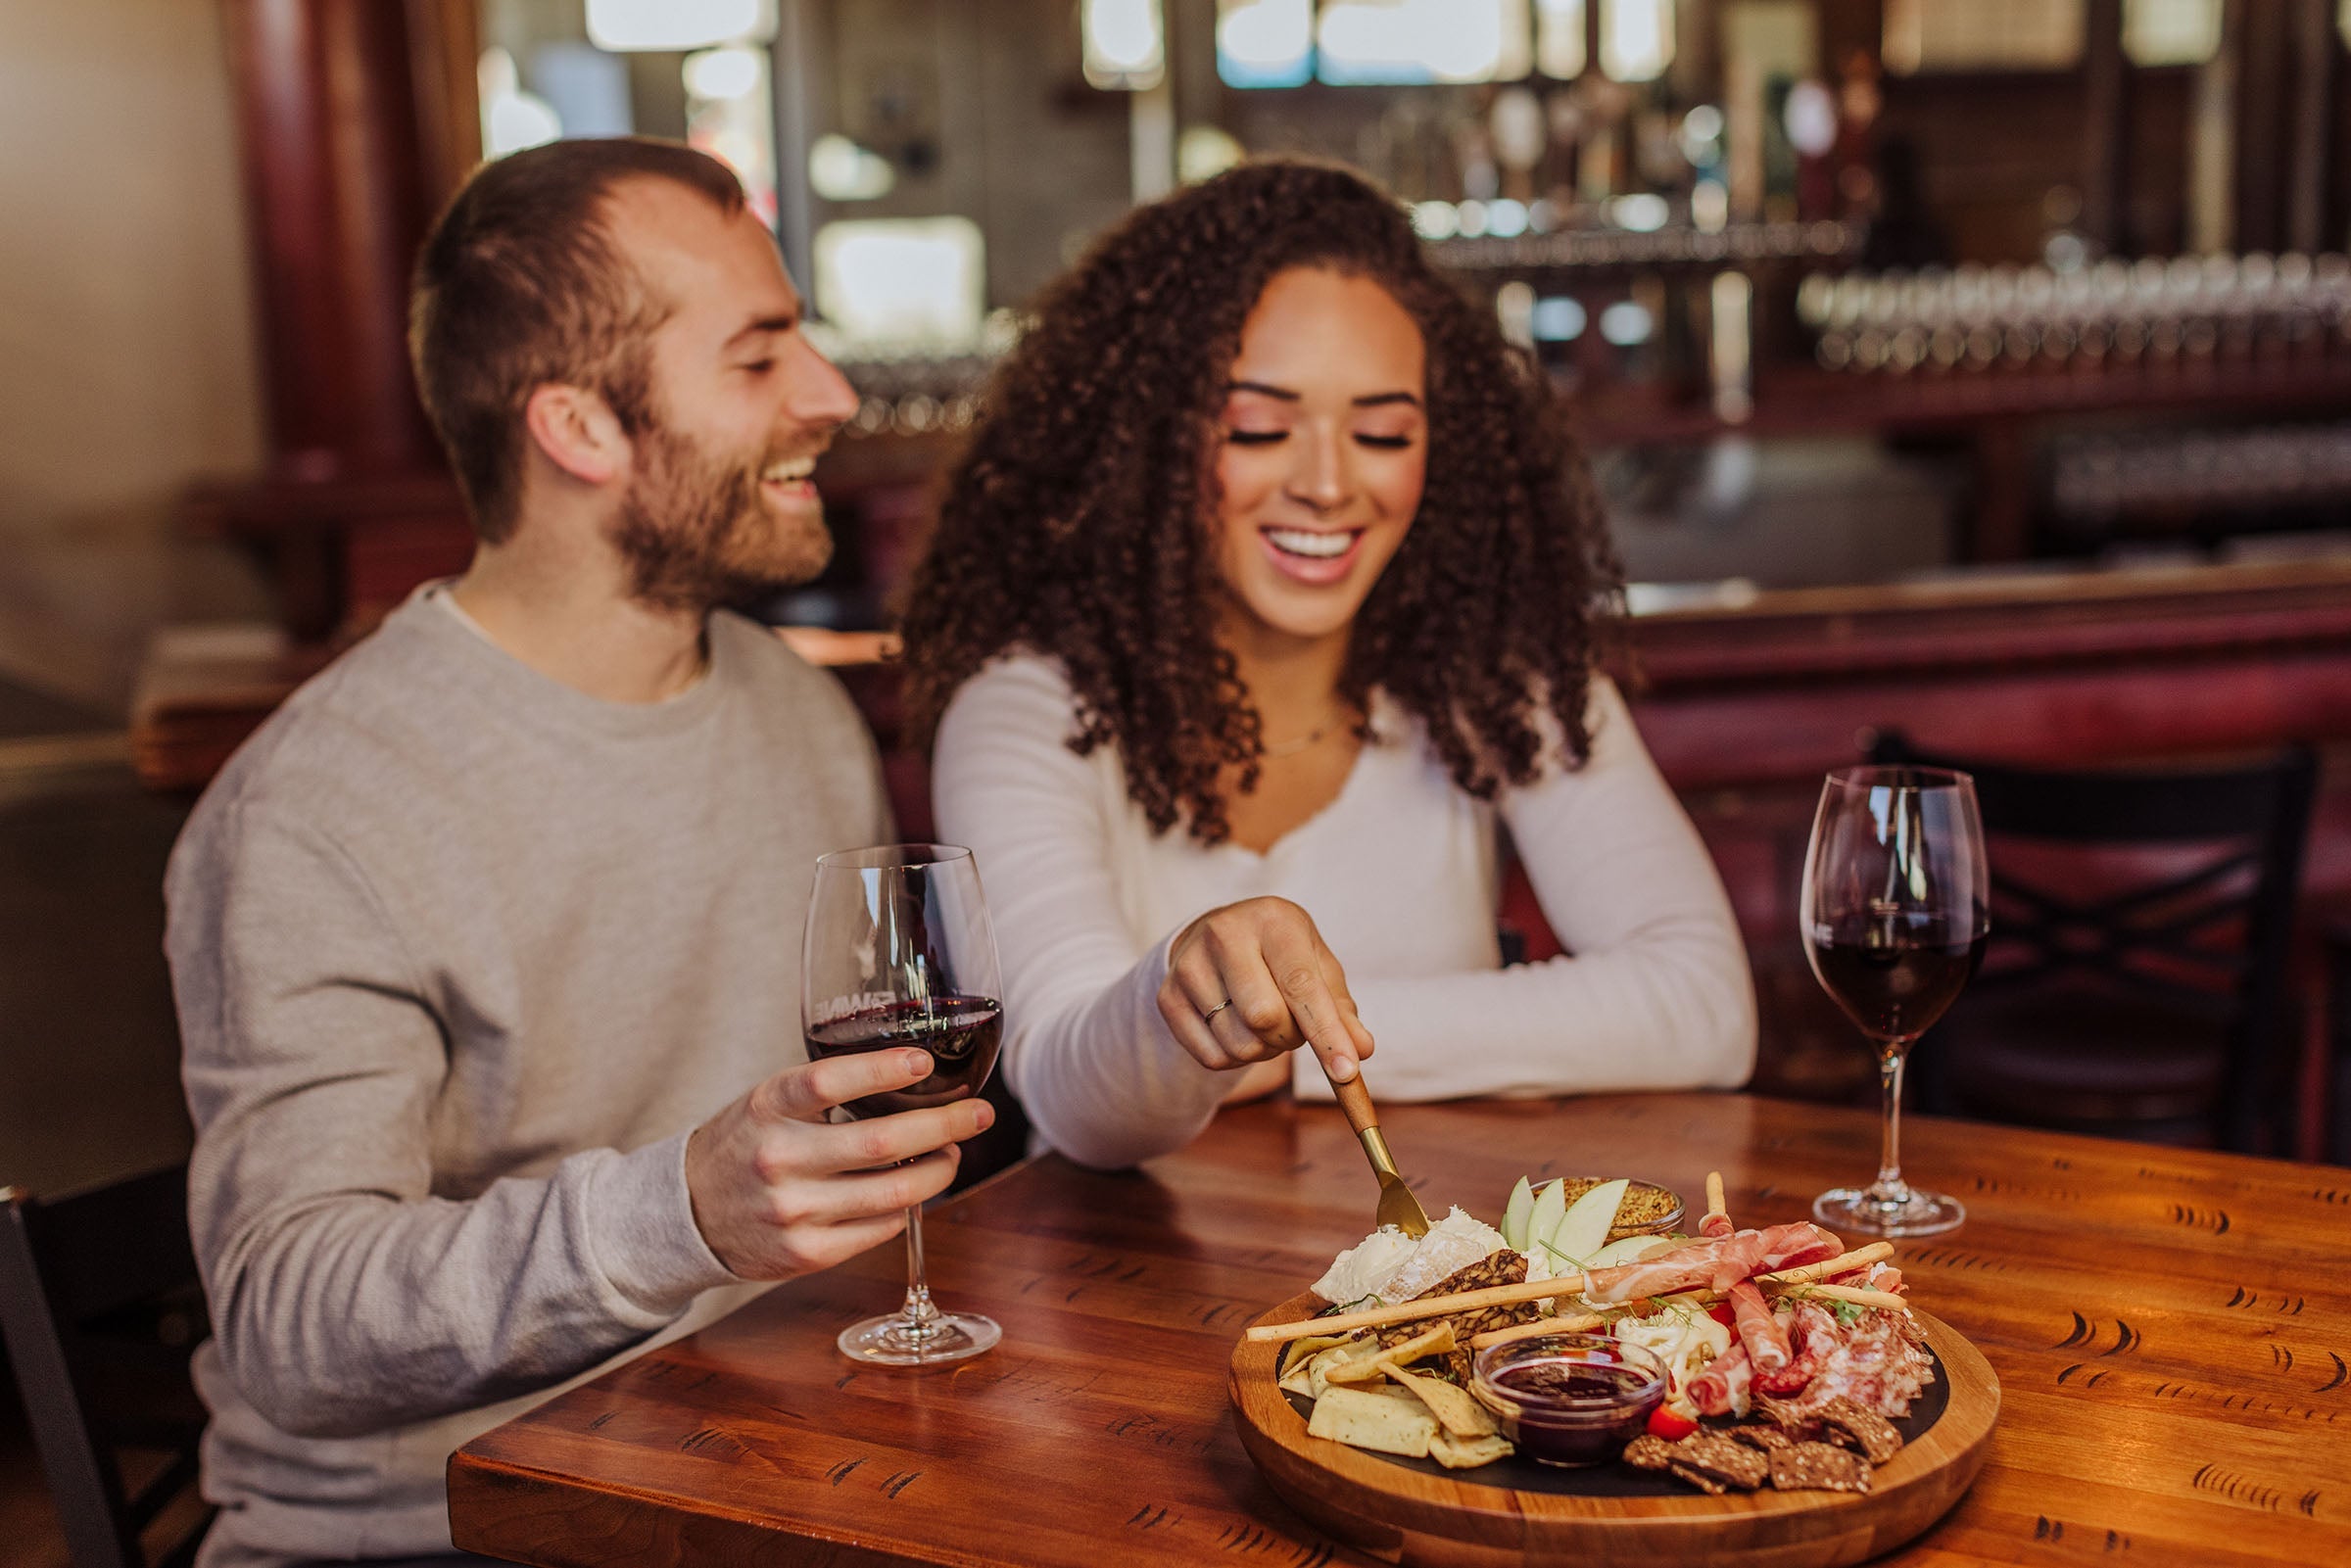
[166, 588, 886, 1564]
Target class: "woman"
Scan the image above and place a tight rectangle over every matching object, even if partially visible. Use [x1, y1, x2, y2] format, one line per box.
[897, 160, 1753, 1169]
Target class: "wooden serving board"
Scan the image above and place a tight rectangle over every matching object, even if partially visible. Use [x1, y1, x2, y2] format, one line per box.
[1229, 1293, 1999, 1568]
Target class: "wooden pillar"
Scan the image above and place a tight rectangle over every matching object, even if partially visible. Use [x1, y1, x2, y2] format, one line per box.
[206, 0, 480, 638]
[2285, 0, 2337, 254]
[2081, 0, 2131, 255]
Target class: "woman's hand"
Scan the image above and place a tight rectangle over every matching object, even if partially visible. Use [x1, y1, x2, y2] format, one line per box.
[1157, 896, 1376, 1085]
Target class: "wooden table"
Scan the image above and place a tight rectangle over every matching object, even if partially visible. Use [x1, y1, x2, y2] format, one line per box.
[448, 1094, 2351, 1565]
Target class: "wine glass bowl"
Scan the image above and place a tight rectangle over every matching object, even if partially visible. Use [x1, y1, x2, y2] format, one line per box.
[803, 843, 1004, 1365]
[1801, 766, 1988, 1239]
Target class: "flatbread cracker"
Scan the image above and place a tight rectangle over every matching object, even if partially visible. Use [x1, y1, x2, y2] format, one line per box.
[1380, 1363, 1499, 1439]
[1428, 1430, 1513, 1469]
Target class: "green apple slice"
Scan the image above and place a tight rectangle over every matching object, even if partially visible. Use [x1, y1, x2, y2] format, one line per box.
[1523, 1178, 1568, 1274]
[1501, 1176, 1534, 1251]
[1583, 1232, 1675, 1269]
[1545, 1177, 1631, 1271]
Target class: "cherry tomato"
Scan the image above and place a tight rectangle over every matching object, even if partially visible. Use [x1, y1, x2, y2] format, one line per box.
[1646, 1405, 1700, 1441]
[1707, 1303, 1739, 1329]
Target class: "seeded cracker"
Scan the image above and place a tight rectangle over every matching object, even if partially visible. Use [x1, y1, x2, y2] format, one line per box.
[1665, 1433, 1770, 1493]
[1770, 1442, 1872, 1494]
[1620, 1435, 1677, 1471]
[1814, 1397, 1903, 1464]
[1728, 1424, 1796, 1451]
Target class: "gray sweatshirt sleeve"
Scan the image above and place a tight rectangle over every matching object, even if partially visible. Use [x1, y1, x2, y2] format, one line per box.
[168, 801, 739, 1440]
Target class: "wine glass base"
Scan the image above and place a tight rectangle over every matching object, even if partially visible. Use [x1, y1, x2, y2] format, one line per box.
[837, 1309, 1001, 1366]
[1813, 1186, 1965, 1238]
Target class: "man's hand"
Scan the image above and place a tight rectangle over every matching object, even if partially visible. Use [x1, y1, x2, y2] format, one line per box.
[1157, 896, 1376, 1087]
[684, 1049, 994, 1279]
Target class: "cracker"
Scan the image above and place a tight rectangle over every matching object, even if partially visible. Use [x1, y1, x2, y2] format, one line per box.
[1620, 1435, 1678, 1471]
[1728, 1424, 1796, 1451]
[1770, 1441, 1873, 1494]
[1669, 1432, 1770, 1491]
[1815, 1397, 1903, 1464]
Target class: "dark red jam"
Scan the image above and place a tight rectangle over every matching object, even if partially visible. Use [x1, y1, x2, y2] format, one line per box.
[1472, 1338, 1665, 1468]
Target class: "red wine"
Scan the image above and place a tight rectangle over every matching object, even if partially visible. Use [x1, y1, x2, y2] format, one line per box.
[1807, 916, 1986, 1044]
[805, 996, 1003, 1119]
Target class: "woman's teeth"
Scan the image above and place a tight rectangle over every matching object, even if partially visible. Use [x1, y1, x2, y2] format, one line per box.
[1265, 528, 1357, 559]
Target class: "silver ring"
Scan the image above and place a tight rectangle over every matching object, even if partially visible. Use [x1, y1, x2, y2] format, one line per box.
[1202, 998, 1234, 1023]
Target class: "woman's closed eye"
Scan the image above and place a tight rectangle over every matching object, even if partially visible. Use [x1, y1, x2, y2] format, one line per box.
[1223, 429, 1418, 450]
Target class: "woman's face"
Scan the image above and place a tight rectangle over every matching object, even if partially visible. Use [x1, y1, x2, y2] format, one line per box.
[1211, 266, 1427, 656]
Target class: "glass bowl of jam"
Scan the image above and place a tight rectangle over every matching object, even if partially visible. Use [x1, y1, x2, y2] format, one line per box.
[1469, 1333, 1667, 1467]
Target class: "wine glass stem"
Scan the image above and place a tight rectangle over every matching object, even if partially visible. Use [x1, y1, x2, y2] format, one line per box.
[1867, 1047, 1915, 1209]
[898, 1204, 941, 1334]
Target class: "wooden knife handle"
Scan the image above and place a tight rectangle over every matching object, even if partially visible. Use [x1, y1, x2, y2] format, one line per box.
[1327, 1063, 1380, 1139]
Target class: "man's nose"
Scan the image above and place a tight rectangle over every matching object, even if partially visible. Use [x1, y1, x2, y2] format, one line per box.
[788, 336, 862, 430]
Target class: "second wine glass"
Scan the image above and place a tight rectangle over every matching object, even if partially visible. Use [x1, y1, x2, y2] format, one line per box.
[1801, 766, 1988, 1239]
[803, 843, 1004, 1365]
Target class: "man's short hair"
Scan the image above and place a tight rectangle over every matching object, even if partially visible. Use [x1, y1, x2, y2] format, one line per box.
[408, 137, 745, 544]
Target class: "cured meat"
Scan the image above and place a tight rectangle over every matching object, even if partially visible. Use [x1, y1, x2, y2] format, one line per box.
[1753, 1300, 1840, 1396]
[1726, 1280, 1793, 1372]
[1757, 1306, 1936, 1418]
[1582, 1221, 1844, 1305]
[1688, 1340, 1751, 1417]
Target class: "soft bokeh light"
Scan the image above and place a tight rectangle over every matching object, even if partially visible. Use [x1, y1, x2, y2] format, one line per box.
[477, 48, 561, 159]
[1317, 0, 1527, 85]
[1083, 0, 1166, 89]
[1601, 0, 1675, 82]
[1535, 0, 1586, 78]
[1218, 0, 1314, 87]
[683, 46, 763, 103]
[2123, 0, 2221, 65]
[586, 0, 769, 52]
[814, 216, 987, 349]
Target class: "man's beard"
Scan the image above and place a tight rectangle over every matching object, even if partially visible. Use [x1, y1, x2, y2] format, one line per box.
[608, 415, 834, 615]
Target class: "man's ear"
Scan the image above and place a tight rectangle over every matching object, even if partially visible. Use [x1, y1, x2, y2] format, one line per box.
[522, 384, 629, 486]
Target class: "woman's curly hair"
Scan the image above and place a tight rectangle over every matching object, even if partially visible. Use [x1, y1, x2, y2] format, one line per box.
[895, 158, 1623, 845]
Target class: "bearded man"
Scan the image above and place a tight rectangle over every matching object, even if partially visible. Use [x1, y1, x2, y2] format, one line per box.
[164, 138, 991, 1568]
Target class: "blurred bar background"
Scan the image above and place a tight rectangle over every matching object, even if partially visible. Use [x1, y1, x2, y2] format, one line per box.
[6, 0, 2351, 1244]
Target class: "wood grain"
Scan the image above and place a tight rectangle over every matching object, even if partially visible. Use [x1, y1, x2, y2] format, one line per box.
[448, 1094, 2351, 1566]
[1231, 1298, 1997, 1568]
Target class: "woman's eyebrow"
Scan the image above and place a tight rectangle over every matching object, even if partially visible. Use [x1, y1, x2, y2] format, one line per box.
[1225, 381, 1423, 408]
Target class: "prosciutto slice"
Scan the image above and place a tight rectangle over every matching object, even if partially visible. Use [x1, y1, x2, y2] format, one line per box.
[1726, 1279, 1793, 1372]
[1688, 1341, 1751, 1417]
[1581, 1222, 1844, 1305]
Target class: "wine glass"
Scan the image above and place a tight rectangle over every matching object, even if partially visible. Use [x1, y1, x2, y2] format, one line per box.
[804, 843, 1005, 1365]
[1800, 766, 1988, 1238]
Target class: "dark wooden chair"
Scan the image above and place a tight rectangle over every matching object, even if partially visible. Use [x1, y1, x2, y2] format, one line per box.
[0, 1164, 212, 1568]
[1867, 732, 2318, 1153]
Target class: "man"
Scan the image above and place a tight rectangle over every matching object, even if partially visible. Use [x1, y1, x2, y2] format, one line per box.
[165, 137, 991, 1568]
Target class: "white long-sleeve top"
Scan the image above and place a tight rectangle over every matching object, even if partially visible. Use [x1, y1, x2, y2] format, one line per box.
[932, 653, 1755, 1169]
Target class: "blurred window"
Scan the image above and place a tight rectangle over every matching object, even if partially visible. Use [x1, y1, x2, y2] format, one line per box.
[813, 217, 986, 350]
[2123, 0, 2221, 65]
[1600, 0, 1674, 82]
[1219, 0, 1315, 86]
[1884, 0, 2086, 74]
[1534, 0, 1585, 78]
[1083, 0, 1167, 90]
[1317, 0, 1529, 85]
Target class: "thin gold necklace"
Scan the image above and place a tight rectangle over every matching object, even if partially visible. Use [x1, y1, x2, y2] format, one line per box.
[1262, 707, 1350, 760]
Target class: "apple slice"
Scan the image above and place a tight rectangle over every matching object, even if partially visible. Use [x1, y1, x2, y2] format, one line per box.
[1583, 1232, 1675, 1269]
[1522, 1179, 1569, 1279]
[1545, 1178, 1631, 1272]
[1501, 1177, 1534, 1252]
